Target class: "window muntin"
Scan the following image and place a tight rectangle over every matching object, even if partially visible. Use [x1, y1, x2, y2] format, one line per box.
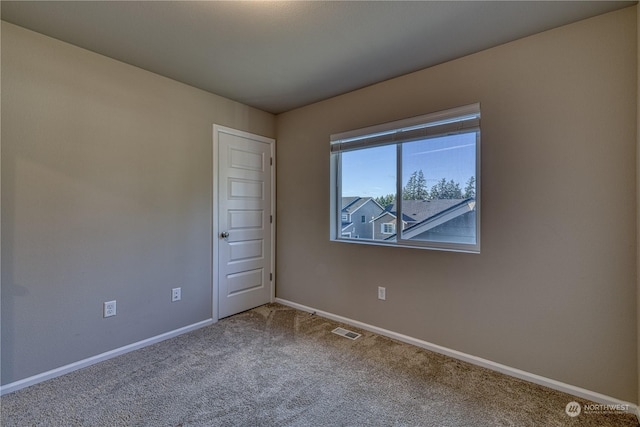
[330, 104, 480, 253]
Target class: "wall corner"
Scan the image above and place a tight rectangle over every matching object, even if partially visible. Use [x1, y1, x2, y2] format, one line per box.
[636, 2, 640, 410]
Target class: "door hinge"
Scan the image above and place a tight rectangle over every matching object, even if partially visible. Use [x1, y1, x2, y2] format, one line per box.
[270, 215, 273, 224]
[270, 157, 273, 166]
[270, 273, 273, 281]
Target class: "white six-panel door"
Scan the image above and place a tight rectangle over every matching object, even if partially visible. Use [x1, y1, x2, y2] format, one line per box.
[213, 125, 274, 319]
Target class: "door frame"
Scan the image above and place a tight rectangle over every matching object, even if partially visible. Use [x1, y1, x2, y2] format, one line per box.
[212, 124, 276, 322]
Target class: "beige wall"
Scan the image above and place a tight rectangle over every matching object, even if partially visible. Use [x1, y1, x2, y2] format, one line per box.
[0, 22, 275, 385]
[276, 7, 637, 402]
[2, 6, 638, 404]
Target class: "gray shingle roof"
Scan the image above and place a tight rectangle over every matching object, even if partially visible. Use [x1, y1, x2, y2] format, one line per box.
[341, 197, 360, 212]
[403, 199, 474, 232]
[341, 197, 374, 213]
[385, 199, 472, 224]
[375, 198, 476, 240]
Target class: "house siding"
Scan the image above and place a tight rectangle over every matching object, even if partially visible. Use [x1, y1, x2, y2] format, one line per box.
[372, 213, 400, 241]
[411, 211, 476, 244]
[349, 201, 384, 239]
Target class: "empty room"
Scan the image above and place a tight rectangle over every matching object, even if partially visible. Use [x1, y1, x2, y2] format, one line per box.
[1, 1, 639, 425]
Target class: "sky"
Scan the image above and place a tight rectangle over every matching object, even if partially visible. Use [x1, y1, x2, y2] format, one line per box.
[340, 133, 477, 198]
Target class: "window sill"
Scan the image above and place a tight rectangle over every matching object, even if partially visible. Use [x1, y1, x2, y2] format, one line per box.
[331, 237, 480, 254]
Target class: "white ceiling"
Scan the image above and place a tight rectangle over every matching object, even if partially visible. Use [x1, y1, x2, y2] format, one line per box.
[1, 1, 635, 114]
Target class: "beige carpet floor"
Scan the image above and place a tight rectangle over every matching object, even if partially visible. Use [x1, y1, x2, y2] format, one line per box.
[1, 303, 637, 426]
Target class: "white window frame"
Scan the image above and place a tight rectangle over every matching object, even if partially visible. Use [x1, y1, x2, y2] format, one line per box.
[330, 103, 481, 253]
[381, 223, 395, 234]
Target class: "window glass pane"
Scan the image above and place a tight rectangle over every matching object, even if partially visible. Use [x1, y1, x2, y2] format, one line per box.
[331, 104, 480, 252]
[340, 145, 396, 241]
[400, 133, 477, 245]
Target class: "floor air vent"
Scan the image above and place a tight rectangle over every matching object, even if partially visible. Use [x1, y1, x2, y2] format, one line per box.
[332, 327, 361, 340]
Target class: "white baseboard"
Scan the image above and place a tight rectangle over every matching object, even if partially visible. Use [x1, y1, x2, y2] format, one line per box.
[0, 318, 215, 396]
[276, 298, 639, 418]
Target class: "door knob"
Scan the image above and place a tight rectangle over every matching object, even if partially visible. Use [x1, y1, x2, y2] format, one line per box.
[220, 231, 229, 239]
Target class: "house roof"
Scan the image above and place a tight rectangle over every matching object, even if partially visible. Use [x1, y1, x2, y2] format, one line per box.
[341, 223, 354, 232]
[376, 199, 468, 223]
[341, 197, 382, 214]
[392, 199, 471, 224]
[341, 197, 362, 229]
[341, 197, 362, 213]
[372, 210, 415, 224]
[372, 211, 397, 222]
[342, 196, 385, 230]
[403, 199, 475, 232]
[377, 198, 476, 239]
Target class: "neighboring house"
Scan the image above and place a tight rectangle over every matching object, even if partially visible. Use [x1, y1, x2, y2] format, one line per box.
[372, 199, 476, 243]
[341, 197, 385, 239]
[371, 210, 416, 241]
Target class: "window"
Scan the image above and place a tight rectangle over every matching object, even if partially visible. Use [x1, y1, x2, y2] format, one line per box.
[330, 104, 480, 253]
[381, 223, 395, 234]
[361, 215, 366, 223]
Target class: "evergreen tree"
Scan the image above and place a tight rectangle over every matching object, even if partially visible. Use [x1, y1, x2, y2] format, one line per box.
[464, 176, 476, 199]
[403, 170, 429, 200]
[374, 194, 395, 208]
[430, 178, 447, 199]
[415, 170, 429, 200]
[430, 178, 463, 199]
[448, 180, 463, 198]
[403, 171, 418, 200]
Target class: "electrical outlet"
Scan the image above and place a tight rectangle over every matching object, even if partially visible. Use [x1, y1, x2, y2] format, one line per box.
[172, 287, 181, 302]
[103, 300, 116, 318]
[378, 286, 386, 300]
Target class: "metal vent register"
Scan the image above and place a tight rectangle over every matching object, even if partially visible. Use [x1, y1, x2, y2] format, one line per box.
[331, 327, 361, 340]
